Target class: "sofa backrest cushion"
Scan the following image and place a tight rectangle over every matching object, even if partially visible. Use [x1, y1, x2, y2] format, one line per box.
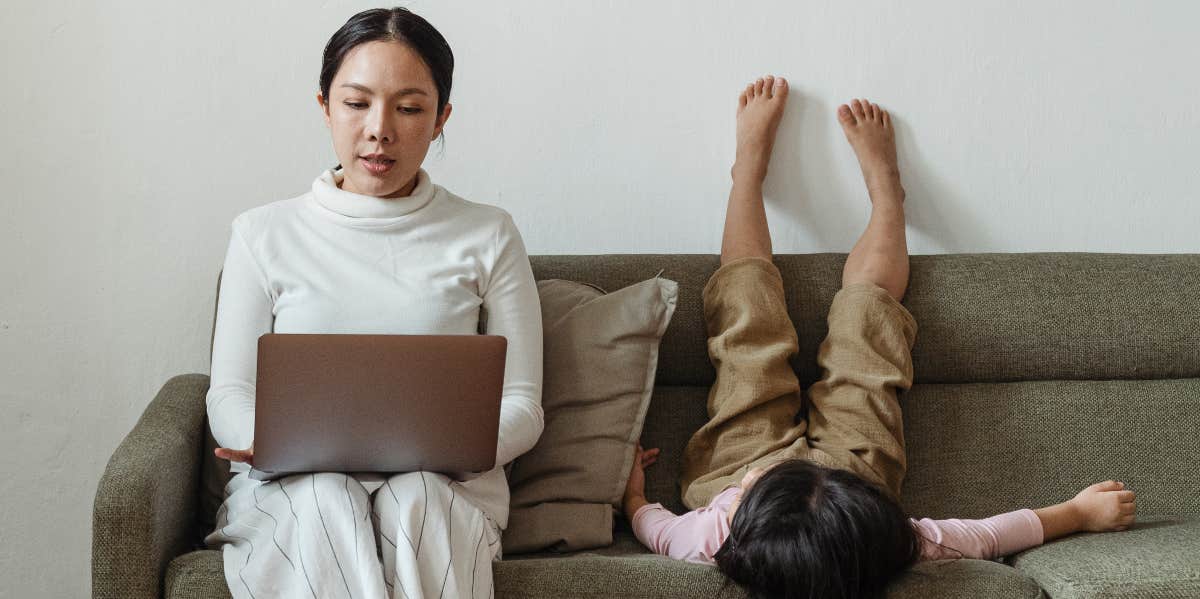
[529, 254, 1200, 385]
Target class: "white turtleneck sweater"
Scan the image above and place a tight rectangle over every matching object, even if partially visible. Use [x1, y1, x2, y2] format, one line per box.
[206, 168, 544, 528]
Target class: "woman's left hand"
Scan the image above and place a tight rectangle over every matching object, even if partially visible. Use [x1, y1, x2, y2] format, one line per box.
[214, 444, 254, 466]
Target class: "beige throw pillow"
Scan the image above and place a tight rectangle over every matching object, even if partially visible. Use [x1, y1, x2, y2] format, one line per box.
[503, 276, 678, 554]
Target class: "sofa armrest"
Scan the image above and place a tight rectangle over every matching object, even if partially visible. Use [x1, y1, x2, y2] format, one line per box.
[93, 374, 210, 599]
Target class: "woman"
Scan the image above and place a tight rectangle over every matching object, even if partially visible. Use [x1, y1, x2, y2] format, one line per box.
[204, 8, 543, 599]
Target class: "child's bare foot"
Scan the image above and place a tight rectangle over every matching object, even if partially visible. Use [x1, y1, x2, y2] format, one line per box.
[733, 75, 789, 184]
[837, 98, 903, 202]
[839, 98, 909, 300]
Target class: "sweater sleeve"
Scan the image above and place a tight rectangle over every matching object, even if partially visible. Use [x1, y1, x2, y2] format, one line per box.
[205, 221, 274, 457]
[632, 503, 686, 557]
[482, 213, 544, 467]
[632, 503, 729, 563]
[914, 509, 1045, 561]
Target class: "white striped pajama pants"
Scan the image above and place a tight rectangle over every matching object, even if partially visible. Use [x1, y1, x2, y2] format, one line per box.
[206, 471, 502, 599]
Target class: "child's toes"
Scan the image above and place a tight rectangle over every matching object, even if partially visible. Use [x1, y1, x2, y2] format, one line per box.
[772, 77, 788, 100]
[754, 77, 766, 97]
[851, 98, 866, 119]
[869, 102, 881, 120]
[763, 75, 775, 98]
[861, 100, 875, 120]
[838, 104, 856, 126]
[882, 110, 891, 128]
[739, 89, 749, 108]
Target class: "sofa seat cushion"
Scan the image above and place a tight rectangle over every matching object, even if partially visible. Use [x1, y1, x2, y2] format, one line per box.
[502, 529, 1042, 598]
[496, 552, 1041, 599]
[1010, 515, 1200, 598]
[166, 538, 1042, 599]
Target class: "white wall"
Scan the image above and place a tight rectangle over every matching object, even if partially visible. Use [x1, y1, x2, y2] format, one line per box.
[1, 1, 1197, 596]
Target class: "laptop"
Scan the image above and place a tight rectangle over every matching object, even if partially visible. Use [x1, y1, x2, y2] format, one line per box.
[248, 333, 506, 481]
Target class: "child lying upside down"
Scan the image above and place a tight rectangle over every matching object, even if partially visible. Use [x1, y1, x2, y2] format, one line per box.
[622, 75, 1137, 599]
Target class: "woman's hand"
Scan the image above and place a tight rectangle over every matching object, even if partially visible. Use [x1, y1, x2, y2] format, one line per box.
[1071, 480, 1137, 532]
[214, 444, 254, 466]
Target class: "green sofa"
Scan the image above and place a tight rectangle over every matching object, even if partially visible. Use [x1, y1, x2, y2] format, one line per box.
[93, 253, 1200, 598]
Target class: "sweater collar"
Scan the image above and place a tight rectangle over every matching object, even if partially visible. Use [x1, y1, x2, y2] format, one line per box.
[312, 168, 436, 218]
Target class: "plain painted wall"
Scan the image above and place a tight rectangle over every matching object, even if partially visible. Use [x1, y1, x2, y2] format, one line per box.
[1, 1, 1197, 596]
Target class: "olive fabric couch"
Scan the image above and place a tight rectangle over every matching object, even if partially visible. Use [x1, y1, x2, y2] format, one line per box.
[94, 253, 1200, 599]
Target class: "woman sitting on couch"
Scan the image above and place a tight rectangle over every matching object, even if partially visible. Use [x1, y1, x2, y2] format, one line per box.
[206, 8, 542, 599]
[621, 75, 1138, 599]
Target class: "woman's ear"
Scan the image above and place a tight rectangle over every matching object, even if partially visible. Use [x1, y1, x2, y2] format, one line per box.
[432, 102, 453, 140]
[317, 92, 332, 128]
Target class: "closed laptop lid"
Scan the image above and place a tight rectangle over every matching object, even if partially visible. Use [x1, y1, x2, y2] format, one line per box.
[252, 333, 506, 479]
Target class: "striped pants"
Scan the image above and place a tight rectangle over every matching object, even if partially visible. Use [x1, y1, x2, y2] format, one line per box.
[205, 471, 502, 599]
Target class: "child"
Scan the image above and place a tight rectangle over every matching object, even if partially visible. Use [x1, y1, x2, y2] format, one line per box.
[622, 76, 1137, 599]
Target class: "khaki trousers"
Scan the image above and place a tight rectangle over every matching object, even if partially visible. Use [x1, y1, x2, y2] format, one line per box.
[680, 257, 918, 509]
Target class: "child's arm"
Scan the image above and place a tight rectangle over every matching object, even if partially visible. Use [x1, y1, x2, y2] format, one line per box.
[623, 444, 728, 562]
[622, 444, 660, 524]
[623, 444, 682, 556]
[1034, 480, 1137, 540]
[916, 480, 1137, 561]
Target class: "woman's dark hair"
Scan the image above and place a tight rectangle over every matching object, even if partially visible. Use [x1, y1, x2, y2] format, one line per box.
[319, 7, 454, 114]
[713, 460, 921, 599]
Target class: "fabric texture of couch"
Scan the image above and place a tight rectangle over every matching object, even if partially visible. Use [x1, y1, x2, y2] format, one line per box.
[94, 253, 1200, 598]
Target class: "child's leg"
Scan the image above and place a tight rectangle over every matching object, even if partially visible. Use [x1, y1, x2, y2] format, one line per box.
[720, 76, 786, 264]
[680, 76, 805, 510]
[802, 99, 916, 499]
[840, 99, 908, 300]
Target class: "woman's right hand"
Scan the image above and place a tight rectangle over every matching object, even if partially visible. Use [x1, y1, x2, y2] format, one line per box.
[214, 444, 254, 466]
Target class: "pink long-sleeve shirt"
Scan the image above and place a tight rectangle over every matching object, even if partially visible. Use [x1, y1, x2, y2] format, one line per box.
[633, 487, 1044, 565]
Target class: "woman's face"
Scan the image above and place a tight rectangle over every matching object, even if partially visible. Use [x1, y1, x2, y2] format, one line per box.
[318, 41, 451, 198]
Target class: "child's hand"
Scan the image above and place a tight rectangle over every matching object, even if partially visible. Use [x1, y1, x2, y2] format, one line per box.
[1071, 480, 1136, 532]
[623, 444, 660, 502]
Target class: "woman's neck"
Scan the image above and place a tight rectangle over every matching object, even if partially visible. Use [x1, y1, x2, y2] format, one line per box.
[339, 172, 418, 198]
[312, 168, 436, 219]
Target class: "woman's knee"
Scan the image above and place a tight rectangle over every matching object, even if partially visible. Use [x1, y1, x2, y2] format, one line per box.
[375, 471, 456, 519]
[302, 471, 366, 493]
[276, 472, 368, 515]
[388, 471, 453, 495]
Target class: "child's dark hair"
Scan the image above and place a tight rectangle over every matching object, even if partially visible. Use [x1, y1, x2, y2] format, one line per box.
[713, 459, 921, 599]
[319, 7, 454, 114]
